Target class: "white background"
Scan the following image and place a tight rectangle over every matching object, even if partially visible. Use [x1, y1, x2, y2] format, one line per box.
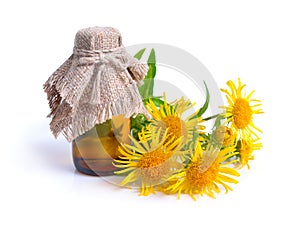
[0, 0, 299, 229]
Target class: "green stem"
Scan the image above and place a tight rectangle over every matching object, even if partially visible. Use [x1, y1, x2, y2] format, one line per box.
[203, 114, 222, 121]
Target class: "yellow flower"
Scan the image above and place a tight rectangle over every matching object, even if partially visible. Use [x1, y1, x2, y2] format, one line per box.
[212, 126, 237, 147]
[113, 129, 183, 196]
[220, 78, 263, 140]
[146, 93, 205, 144]
[137, 125, 152, 142]
[236, 138, 262, 169]
[164, 142, 240, 200]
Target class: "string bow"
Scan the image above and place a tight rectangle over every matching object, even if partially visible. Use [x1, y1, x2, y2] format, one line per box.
[74, 47, 134, 104]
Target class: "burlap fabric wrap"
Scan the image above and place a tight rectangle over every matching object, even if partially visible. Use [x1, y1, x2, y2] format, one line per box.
[44, 27, 149, 142]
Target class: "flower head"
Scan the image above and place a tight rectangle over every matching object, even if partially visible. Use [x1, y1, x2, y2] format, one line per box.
[146, 93, 205, 144]
[220, 78, 263, 140]
[114, 129, 183, 196]
[212, 126, 237, 147]
[164, 142, 240, 200]
[236, 138, 262, 169]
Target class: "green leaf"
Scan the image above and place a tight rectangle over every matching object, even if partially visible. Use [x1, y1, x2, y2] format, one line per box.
[210, 114, 228, 129]
[130, 113, 150, 140]
[147, 48, 156, 66]
[189, 81, 210, 120]
[213, 115, 223, 129]
[138, 49, 156, 99]
[134, 48, 146, 60]
[142, 96, 164, 107]
[197, 81, 210, 117]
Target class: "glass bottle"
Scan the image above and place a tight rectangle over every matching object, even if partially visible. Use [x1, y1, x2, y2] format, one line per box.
[72, 115, 130, 176]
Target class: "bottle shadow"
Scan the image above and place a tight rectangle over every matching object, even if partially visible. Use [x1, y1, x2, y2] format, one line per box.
[26, 122, 74, 173]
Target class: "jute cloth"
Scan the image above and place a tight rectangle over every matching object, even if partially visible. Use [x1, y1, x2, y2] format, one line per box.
[44, 27, 149, 142]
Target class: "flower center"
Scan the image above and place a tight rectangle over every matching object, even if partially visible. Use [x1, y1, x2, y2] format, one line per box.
[232, 98, 252, 129]
[161, 115, 187, 140]
[137, 149, 169, 181]
[186, 159, 219, 188]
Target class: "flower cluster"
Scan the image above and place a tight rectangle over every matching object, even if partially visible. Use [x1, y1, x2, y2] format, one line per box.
[217, 78, 263, 169]
[113, 50, 263, 200]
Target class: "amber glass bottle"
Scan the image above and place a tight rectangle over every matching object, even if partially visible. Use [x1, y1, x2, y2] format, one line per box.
[72, 115, 130, 176]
